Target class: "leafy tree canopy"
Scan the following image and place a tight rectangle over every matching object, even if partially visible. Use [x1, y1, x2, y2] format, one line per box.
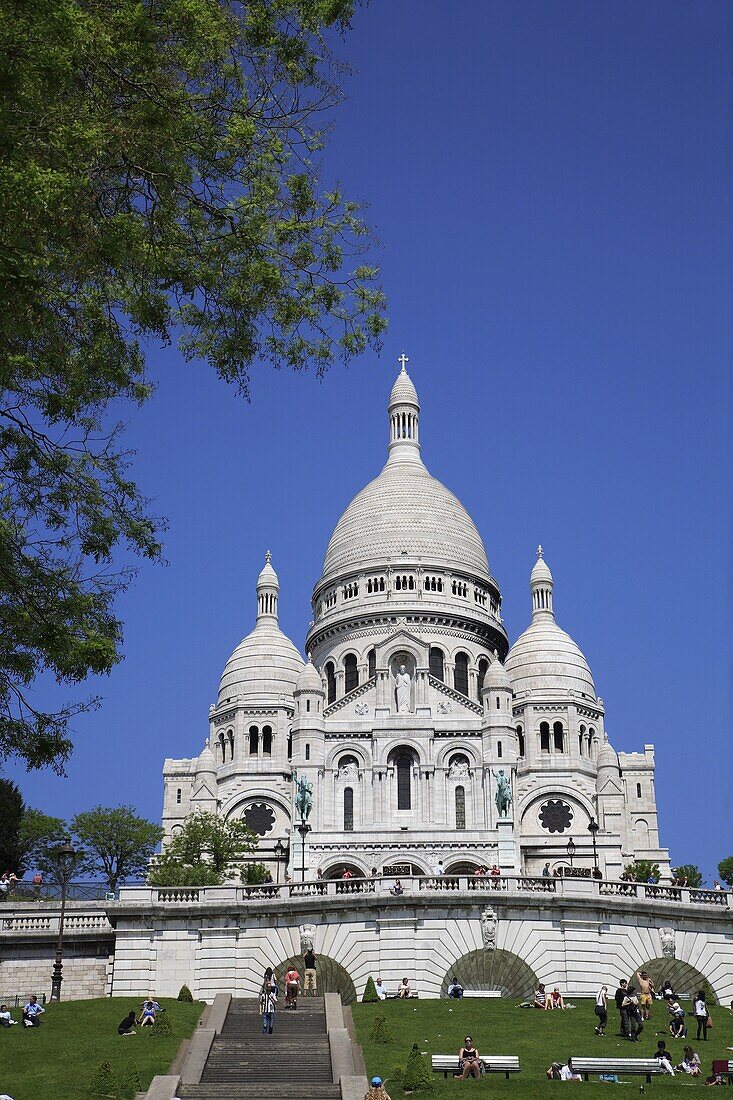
[717, 856, 733, 887]
[671, 863, 703, 888]
[0, 0, 385, 773]
[0, 777, 24, 871]
[71, 804, 163, 891]
[624, 860, 661, 883]
[16, 808, 68, 878]
[148, 810, 256, 886]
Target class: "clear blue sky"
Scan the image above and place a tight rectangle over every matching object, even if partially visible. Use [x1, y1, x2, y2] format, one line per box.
[8, 1, 731, 880]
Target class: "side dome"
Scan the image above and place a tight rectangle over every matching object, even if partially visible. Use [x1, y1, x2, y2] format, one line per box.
[295, 658, 323, 695]
[505, 547, 596, 700]
[218, 552, 303, 704]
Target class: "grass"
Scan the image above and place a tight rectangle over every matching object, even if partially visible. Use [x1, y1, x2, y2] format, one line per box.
[352, 999, 733, 1097]
[0, 996, 203, 1100]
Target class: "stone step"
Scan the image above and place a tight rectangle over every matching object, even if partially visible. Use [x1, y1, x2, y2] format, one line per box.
[179, 1090, 340, 1100]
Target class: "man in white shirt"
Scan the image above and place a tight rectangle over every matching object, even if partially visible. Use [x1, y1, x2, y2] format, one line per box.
[0, 1004, 17, 1027]
[375, 978, 387, 1000]
[560, 1059, 582, 1081]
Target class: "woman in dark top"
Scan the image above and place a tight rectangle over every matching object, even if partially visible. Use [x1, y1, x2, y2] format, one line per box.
[458, 1036, 481, 1080]
[117, 1010, 136, 1035]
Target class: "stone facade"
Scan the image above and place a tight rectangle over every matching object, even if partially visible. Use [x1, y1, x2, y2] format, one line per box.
[0, 904, 114, 1000]
[162, 364, 669, 882]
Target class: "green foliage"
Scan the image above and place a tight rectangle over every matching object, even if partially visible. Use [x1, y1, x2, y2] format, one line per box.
[402, 1042, 433, 1093]
[71, 805, 163, 891]
[242, 860, 269, 885]
[0, 778, 24, 871]
[672, 863, 703, 887]
[624, 860, 661, 882]
[718, 856, 733, 887]
[699, 979, 717, 1007]
[177, 984, 193, 1003]
[148, 811, 256, 886]
[16, 808, 68, 878]
[370, 1015, 393, 1044]
[362, 975, 379, 1003]
[119, 1059, 141, 1100]
[88, 1058, 119, 1098]
[0, 0, 385, 774]
[150, 1011, 173, 1038]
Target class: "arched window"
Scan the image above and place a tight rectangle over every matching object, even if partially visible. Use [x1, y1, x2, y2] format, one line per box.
[249, 725, 259, 755]
[262, 725, 272, 755]
[228, 730, 234, 761]
[540, 722, 550, 753]
[553, 721, 564, 752]
[287, 733, 292, 760]
[344, 787, 354, 831]
[395, 753, 413, 811]
[454, 652, 469, 696]
[497, 740, 502, 758]
[368, 648, 376, 678]
[477, 657, 489, 701]
[218, 730, 225, 762]
[429, 646, 444, 681]
[579, 724, 586, 756]
[636, 782, 642, 798]
[325, 661, 336, 705]
[516, 725, 525, 757]
[176, 788, 182, 805]
[305, 743, 310, 761]
[588, 727, 597, 759]
[344, 653, 358, 694]
[455, 786, 466, 830]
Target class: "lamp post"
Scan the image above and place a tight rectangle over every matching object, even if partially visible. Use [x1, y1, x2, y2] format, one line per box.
[566, 837, 576, 870]
[588, 818, 600, 876]
[296, 820, 311, 883]
[274, 839, 286, 884]
[50, 838, 77, 1002]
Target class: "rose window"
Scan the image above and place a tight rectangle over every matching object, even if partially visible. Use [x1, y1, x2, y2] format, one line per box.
[538, 799, 573, 834]
[243, 802, 276, 836]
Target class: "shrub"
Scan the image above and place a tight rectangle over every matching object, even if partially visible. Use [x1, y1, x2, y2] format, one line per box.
[177, 984, 193, 1002]
[242, 861, 269, 885]
[362, 975, 379, 1003]
[120, 1060, 141, 1100]
[89, 1059, 119, 1098]
[403, 1042, 433, 1092]
[624, 860, 661, 882]
[151, 1010, 173, 1038]
[370, 1015, 393, 1044]
[700, 980, 717, 1007]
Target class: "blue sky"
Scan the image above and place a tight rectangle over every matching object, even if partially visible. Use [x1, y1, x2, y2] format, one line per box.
[8, 1, 731, 880]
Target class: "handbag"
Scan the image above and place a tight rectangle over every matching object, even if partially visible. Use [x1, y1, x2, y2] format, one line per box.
[706, 1016, 713, 1029]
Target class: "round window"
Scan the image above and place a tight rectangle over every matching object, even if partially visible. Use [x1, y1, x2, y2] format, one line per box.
[243, 802, 276, 836]
[538, 799, 574, 834]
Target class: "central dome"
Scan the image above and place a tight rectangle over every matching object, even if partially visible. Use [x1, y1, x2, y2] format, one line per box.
[323, 461, 491, 580]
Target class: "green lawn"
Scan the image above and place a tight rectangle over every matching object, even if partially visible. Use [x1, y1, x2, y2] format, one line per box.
[0, 997, 203, 1100]
[352, 999, 733, 1097]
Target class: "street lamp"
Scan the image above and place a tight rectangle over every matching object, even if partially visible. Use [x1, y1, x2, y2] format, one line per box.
[566, 837, 576, 870]
[274, 838, 287, 884]
[588, 818, 600, 876]
[50, 838, 77, 1001]
[296, 820, 311, 883]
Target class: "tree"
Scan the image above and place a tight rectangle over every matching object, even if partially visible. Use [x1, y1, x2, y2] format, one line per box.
[15, 808, 67, 876]
[671, 864, 703, 887]
[0, 778, 24, 871]
[370, 1015, 393, 1044]
[718, 857, 733, 887]
[624, 860, 661, 883]
[362, 975, 379, 1003]
[403, 1042, 433, 1093]
[148, 810, 256, 886]
[0, 0, 386, 774]
[71, 805, 163, 891]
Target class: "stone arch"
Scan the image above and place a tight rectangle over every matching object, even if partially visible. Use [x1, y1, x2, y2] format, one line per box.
[444, 860, 482, 875]
[440, 949, 538, 999]
[628, 958, 716, 1001]
[325, 742, 370, 770]
[435, 741, 481, 769]
[321, 860, 369, 879]
[274, 953, 357, 1005]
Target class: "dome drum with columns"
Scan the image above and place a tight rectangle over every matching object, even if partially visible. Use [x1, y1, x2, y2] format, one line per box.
[162, 361, 670, 881]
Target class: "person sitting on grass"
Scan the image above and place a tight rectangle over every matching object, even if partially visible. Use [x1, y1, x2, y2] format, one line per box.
[138, 998, 160, 1027]
[117, 1011, 136, 1036]
[0, 1004, 17, 1027]
[534, 983, 549, 1009]
[549, 987, 565, 1010]
[397, 977, 411, 999]
[22, 996, 44, 1027]
[448, 976, 464, 999]
[457, 1035, 482, 1080]
[676, 1046, 701, 1076]
[667, 996, 686, 1039]
[652, 1040, 675, 1075]
[374, 978, 387, 1001]
[547, 1058, 581, 1081]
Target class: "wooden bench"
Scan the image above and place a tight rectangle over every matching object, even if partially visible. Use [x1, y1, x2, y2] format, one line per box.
[384, 990, 419, 999]
[463, 990, 502, 998]
[432, 1055, 520, 1080]
[569, 1058, 666, 1083]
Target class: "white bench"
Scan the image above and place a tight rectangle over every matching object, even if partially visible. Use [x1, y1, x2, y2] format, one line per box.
[570, 1057, 666, 1083]
[463, 990, 502, 998]
[432, 1055, 520, 1080]
[384, 990, 419, 999]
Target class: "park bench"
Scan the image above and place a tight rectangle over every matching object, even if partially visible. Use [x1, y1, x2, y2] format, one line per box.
[463, 990, 502, 998]
[569, 1057, 666, 1083]
[385, 989, 419, 999]
[432, 1055, 520, 1080]
[711, 1060, 733, 1083]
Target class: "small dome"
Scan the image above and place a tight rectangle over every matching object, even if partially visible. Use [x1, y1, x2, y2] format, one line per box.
[295, 658, 323, 694]
[197, 743, 216, 773]
[485, 656, 511, 690]
[218, 623, 303, 704]
[257, 550, 279, 589]
[531, 546, 553, 585]
[389, 363, 420, 409]
[506, 619, 596, 699]
[596, 735, 618, 770]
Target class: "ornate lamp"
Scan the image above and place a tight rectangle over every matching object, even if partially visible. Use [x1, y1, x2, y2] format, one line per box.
[274, 838, 287, 884]
[588, 818, 600, 875]
[566, 837, 576, 869]
[50, 838, 78, 1001]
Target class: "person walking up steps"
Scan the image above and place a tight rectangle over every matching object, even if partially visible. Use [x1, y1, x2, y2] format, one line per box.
[304, 946, 317, 997]
[260, 977, 277, 1035]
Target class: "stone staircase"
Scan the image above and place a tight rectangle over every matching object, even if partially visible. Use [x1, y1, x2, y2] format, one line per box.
[177, 998, 342, 1100]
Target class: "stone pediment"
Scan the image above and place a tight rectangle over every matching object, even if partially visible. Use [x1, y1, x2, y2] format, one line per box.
[430, 675, 483, 716]
[376, 629, 429, 666]
[324, 675, 376, 718]
[191, 776, 217, 800]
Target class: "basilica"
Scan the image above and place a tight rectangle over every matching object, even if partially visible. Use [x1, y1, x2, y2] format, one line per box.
[162, 363, 670, 881]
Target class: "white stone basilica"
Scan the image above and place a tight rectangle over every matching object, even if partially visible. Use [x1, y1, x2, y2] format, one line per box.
[162, 363, 670, 882]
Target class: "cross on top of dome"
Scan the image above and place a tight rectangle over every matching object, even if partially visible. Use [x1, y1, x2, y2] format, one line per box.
[398, 352, 409, 370]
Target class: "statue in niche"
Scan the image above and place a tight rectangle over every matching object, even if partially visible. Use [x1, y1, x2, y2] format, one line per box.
[294, 773, 313, 822]
[659, 927, 676, 959]
[339, 762, 359, 779]
[493, 769, 512, 818]
[299, 923, 317, 952]
[448, 759, 470, 780]
[481, 906, 497, 950]
[395, 663, 412, 713]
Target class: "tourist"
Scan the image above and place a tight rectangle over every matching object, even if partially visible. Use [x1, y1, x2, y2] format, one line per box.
[533, 983, 549, 1009]
[342, 867, 353, 880]
[713, 880, 722, 892]
[22, 996, 44, 1028]
[659, 978, 675, 1000]
[652, 1040, 675, 1075]
[0, 874, 8, 899]
[594, 985, 608, 1036]
[138, 997, 161, 1026]
[667, 996, 686, 1039]
[547, 1058, 582, 1081]
[614, 979, 629, 1036]
[458, 1035, 481, 1080]
[117, 1010, 136, 1036]
[448, 977, 464, 999]
[304, 945, 317, 997]
[549, 986, 565, 1010]
[390, 879, 404, 896]
[284, 965, 300, 1009]
[262, 967, 278, 997]
[397, 977, 411, 999]
[693, 990, 709, 1041]
[622, 986, 643, 1041]
[365, 1076, 391, 1100]
[370, 867, 379, 877]
[676, 1046, 701, 1076]
[635, 969, 655, 1020]
[0, 1004, 17, 1027]
[260, 977, 277, 1035]
[374, 977, 387, 1001]
[542, 862, 551, 877]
